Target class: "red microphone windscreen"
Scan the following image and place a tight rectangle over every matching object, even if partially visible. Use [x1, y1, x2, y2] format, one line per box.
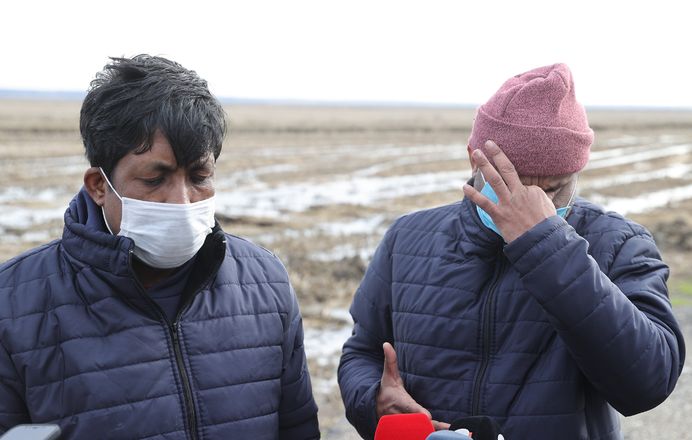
[374, 413, 435, 440]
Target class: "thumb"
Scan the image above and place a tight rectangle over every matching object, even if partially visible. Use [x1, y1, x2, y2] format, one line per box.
[432, 420, 451, 431]
[381, 342, 403, 386]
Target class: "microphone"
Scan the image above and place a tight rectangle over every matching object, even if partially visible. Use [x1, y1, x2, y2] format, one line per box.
[425, 430, 472, 439]
[374, 413, 435, 440]
[449, 416, 504, 440]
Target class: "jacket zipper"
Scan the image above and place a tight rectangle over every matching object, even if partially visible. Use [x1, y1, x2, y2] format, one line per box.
[126, 250, 202, 440]
[125, 236, 226, 440]
[166, 246, 223, 440]
[170, 319, 198, 440]
[470, 255, 506, 415]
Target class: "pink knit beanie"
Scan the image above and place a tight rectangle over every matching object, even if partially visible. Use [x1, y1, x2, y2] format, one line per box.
[468, 63, 593, 176]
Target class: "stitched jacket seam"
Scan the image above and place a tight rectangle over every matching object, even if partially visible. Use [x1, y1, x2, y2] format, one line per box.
[9, 323, 161, 356]
[0, 295, 115, 323]
[28, 356, 169, 389]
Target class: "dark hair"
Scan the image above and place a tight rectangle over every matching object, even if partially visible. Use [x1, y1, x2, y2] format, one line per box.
[80, 54, 227, 176]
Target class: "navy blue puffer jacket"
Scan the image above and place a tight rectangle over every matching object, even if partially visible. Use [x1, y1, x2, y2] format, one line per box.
[338, 197, 685, 440]
[0, 189, 319, 439]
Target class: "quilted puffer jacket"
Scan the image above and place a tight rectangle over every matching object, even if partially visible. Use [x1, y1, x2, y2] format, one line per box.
[338, 197, 685, 440]
[0, 189, 319, 439]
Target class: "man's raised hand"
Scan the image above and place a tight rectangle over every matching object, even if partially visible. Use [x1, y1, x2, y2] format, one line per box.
[463, 140, 556, 243]
[376, 342, 450, 430]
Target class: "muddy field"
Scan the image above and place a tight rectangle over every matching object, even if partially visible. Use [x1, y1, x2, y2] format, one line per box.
[0, 100, 691, 438]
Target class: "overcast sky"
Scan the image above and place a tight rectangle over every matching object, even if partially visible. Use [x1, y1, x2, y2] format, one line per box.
[2, 0, 691, 107]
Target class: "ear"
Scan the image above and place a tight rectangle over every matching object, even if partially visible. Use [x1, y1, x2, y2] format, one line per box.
[84, 167, 107, 206]
[467, 145, 478, 172]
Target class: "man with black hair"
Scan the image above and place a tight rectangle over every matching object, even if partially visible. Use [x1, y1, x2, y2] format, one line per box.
[0, 55, 320, 439]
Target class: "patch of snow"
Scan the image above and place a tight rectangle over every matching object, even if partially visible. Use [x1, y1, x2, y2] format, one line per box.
[310, 243, 376, 262]
[304, 325, 353, 368]
[317, 215, 387, 236]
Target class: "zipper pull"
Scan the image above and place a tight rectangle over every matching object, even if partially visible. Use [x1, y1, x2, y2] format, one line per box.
[171, 321, 180, 343]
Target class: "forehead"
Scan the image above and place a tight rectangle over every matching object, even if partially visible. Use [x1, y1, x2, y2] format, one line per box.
[117, 132, 215, 172]
[518, 173, 576, 189]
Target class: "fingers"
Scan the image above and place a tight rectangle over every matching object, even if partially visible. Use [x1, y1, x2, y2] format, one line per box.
[381, 342, 403, 386]
[462, 183, 498, 216]
[471, 147, 511, 202]
[432, 420, 452, 431]
[483, 140, 523, 192]
[378, 342, 439, 422]
[400, 400, 432, 418]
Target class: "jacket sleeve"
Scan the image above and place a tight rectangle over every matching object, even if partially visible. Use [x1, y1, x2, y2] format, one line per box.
[278, 286, 320, 440]
[338, 232, 395, 439]
[504, 216, 686, 416]
[0, 339, 30, 433]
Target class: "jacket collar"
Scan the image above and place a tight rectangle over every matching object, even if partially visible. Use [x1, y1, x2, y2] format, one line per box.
[61, 187, 227, 315]
[62, 187, 134, 277]
[458, 197, 504, 253]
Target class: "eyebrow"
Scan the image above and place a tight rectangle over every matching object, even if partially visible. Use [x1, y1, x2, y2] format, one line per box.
[139, 161, 177, 174]
[141, 158, 214, 174]
[188, 157, 215, 171]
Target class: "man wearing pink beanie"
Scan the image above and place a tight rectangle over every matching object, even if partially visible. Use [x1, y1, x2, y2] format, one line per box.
[468, 63, 593, 177]
[339, 63, 685, 439]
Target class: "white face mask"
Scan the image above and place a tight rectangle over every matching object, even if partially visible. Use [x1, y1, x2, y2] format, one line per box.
[100, 168, 216, 269]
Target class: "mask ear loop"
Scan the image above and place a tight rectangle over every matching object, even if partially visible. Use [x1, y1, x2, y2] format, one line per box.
[476, 169, 486, 187]
[99, 168, 123, 201]
[561, 176, 579, 218]
[99, 168, 122, 235]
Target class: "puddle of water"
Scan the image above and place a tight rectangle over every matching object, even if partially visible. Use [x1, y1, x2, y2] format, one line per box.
[215, 164, 298, 189]
[3, 138, 691, 244]
[587, 144, 692, 170]
[593, 183, 692, 215]
[353, 152, 468, 177]
[215, 170, 466, 219]
[582, 164, 692, 190]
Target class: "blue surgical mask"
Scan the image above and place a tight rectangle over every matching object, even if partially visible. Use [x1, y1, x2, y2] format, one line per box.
[474, 172, 576, 239]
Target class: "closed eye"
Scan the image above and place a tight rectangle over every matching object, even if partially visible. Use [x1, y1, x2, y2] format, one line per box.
[191, 174, 212, 184]
[142, 176, 164, 186]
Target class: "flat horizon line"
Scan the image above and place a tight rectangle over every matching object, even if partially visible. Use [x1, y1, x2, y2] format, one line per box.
[0, 89, 690, 112]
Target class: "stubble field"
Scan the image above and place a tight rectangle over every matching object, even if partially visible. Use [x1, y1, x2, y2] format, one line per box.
[0, 100, 690, 438]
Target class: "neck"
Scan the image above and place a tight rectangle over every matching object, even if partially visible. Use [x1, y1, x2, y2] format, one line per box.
[133, 258, 176, 288]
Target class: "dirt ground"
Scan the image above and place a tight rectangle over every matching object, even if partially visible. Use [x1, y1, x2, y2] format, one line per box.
[0, 100, 691, 438]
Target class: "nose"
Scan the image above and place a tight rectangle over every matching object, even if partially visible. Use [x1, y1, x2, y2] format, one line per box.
[166, 176, 192, 204]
